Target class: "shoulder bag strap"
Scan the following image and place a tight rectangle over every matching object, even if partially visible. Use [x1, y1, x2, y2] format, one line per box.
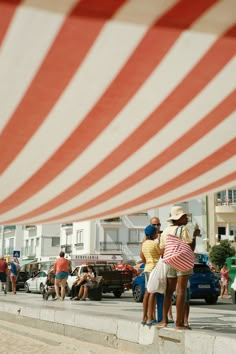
[174, 226, 183, 238]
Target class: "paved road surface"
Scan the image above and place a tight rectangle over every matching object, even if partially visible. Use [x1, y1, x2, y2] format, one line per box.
[0, 319, 132, 354]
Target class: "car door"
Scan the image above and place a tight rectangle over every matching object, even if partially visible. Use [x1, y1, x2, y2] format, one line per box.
[67, 266, 80, 289]
[36, 271, 47, 292]
[29, 272, 40, 291]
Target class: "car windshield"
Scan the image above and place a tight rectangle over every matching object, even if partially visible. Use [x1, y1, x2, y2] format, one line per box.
[193, 264, 210, 273]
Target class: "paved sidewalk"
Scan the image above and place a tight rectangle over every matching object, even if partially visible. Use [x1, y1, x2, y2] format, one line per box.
[0, 319, 132, 354]
[0, 292, 235, 353]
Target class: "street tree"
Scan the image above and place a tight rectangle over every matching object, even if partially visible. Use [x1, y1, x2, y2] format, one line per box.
[209, 240, 235, 269]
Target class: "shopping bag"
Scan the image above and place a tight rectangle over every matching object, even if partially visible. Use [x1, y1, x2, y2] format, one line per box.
[147, 258, 168, 294]
[163, 234, 194, 272]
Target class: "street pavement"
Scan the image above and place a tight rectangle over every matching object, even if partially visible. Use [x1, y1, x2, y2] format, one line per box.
[0, 290, 235, 353]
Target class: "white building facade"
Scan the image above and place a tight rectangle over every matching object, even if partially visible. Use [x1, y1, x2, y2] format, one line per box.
[1, 190, 235, 264]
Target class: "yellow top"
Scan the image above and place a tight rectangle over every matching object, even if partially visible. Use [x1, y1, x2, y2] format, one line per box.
[142, 240, 161, 272]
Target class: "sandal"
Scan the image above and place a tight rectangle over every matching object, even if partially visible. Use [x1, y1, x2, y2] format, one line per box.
[141, 321, 146, 325]
[53, 297, 60, 301]
[155, 322, 167, 328]
[174, 325, 191, 330]
[168, 318, 175, 324]
[184, 324, 192, 330]
[146, 320, 157, 326]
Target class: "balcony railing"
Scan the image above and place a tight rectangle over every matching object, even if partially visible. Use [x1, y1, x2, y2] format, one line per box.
[4, 247, 14, 255]
[216, 199, 236, 206]
[74, 242, 84, 249]
[61, 245, 72, 254]
[216, 234, 236, 242]
[100, 218, 122, 228]
[21, 247, 36, 257]
[100, 241, 122, 254]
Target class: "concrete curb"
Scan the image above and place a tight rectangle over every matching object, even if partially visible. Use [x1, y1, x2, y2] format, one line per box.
[0, 299, 236, 354]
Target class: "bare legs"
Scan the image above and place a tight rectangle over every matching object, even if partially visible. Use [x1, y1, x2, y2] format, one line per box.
[142, 290, 149, 322]
[184, 302, 190, 326]
[142, 290, 156, 323]
[10, 276, 17, 294]
[54, 278, 60, 299]
[175, 275, 189, 327]
[1, 282, 7, 294]
[54, 278, 67, 300]
[79, 285, 89, 300]
[157, 275, 189, 329]
[60, 278, 67, 300]
[220, 283, 230, 298]
[162, 278, 177, 326]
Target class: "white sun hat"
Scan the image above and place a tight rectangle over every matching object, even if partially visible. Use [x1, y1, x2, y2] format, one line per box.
[167, 206, 188, 222]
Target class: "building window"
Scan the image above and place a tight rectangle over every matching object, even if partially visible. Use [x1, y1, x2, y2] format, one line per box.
[217, 189, 236, 204]
[30, 239, 34, 254]
[76, 230, 84, 244]
[105, 229, 118, 243]
[9, 238, 14, 248]
[36, 238, 39, 247]
[128, 229, 145, 243]
[52, 237, 60, 247]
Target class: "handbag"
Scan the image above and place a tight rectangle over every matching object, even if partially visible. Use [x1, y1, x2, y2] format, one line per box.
[147, 258, 168, 294]
[162, 226, 194, 272]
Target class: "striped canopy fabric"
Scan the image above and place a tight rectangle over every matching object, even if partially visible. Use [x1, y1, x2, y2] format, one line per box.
[0, 0, 236, 225]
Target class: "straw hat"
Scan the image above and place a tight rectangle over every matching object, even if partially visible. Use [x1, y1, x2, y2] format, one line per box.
[167, 206, 188, 222]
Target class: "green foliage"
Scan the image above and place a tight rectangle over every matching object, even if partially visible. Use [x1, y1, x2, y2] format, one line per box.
[209, 240, 235, 268]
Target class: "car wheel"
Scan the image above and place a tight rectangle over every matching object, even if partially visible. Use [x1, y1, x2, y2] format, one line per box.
[113, 290, 122, 298]
[205, 295, 218, 304]
[24, 282, 30, 293]
[133, 285, 144, 302]
[39, 283, 45, 294]
[65, 283, 71, 297]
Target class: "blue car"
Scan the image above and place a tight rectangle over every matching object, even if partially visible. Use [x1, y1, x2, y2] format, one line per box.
[132, 263, 220, 305]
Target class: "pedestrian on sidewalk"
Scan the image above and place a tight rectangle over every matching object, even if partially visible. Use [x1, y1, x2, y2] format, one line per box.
[157, 206, 200, 330]
[79, 266, 97, 301]
[0, 256, 9, 295]
[140, 222, 161, 326]
[9, 258, 20, 294]
[53, 251, 72, 301]
[220, 263, 231, 298]
[70, 267, 88, 300]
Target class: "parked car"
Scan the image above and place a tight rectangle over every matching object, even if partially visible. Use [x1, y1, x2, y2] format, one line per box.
[24, 271, 48, 294]
[132, 263, 220, 304]
[17, 271, 30, 290]
[6, 271, 30, 292]
[68, 263, 133, 298]
[190, 263, 220, 304]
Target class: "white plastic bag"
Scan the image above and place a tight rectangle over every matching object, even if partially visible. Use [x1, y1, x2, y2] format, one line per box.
[147, 258, 168, 294]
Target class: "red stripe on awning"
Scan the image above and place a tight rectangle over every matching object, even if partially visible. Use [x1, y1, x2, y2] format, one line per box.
[63, 139, 235, 223]
[0, 0, 21, 44]
[0, 0, 125, 173]
[159, 171, 236, 208]
[11, 90, 234, 224]
[0, 0, 220, 215]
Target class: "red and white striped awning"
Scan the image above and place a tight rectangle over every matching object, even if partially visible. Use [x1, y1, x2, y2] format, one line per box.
[0, 0, 235, 225]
